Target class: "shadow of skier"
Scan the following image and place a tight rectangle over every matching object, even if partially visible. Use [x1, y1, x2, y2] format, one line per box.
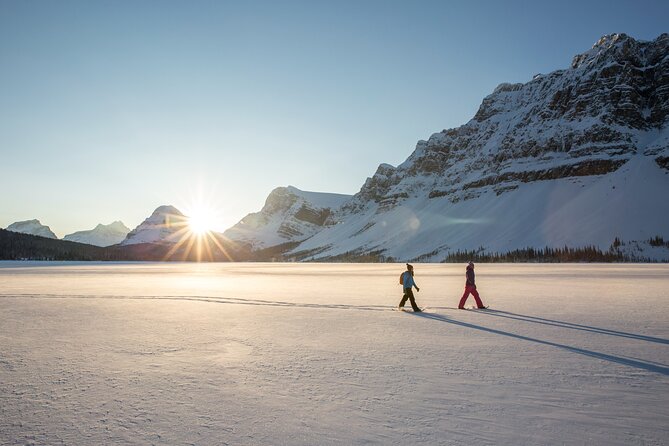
[411, 311, 669, 376]
[0, 293, 392, 312]
[473, 309, 669, 345]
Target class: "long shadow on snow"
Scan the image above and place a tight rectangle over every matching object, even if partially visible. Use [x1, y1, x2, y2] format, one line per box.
[0, 293, 390, 312]
[412, 312, 669, 376]
[430, 307, 669, 345]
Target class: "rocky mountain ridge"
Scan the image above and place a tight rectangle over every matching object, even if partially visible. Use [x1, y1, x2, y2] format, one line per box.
[271, 33, 669, 261]
[224, 186, 351, 250]
[342, 33, 669, 213]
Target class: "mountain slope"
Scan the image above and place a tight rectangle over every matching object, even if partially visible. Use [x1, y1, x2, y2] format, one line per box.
[282, 33, 669, 261]
[5, 219, 58, 239]
[120, 206, 189, 246]
[224, 186, 351, 250]
[63, 221, 130, 247]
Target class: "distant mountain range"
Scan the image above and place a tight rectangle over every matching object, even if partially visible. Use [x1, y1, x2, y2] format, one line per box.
[4, 219, 130, 247]
[63, 221, 130, 247]
[2, 33, 668, 262]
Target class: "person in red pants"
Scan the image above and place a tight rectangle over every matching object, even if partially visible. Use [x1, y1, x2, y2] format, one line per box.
[458, 261, 487, 309]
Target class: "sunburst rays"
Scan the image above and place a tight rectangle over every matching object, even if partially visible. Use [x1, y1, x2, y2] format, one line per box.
[155, 210, 239, 262]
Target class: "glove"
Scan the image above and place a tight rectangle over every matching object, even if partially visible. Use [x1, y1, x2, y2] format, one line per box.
[416, 287, 420, 292]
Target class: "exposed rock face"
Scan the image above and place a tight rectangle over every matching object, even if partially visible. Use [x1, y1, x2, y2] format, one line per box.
[350, 33, 669, 210]
[5, 219, 57, 239]
[224, 186, 351, 250]
[284, 34, 669, 261]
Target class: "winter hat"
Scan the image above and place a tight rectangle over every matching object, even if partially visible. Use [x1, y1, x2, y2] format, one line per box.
[406, 263, 414, 270]
[467, 261, 474, 268]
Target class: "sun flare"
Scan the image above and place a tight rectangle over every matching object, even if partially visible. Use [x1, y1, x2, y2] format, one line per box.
[162, 191, 235, 262]
[188, 208, 217, 235]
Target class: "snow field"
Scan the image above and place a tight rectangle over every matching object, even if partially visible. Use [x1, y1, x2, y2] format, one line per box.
[0, 262, 667, 445]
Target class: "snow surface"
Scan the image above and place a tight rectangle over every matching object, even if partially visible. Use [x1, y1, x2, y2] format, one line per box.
[1, 262, 667, 445]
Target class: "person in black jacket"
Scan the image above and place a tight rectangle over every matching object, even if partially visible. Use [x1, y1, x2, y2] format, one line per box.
[458, 261, 486, 309]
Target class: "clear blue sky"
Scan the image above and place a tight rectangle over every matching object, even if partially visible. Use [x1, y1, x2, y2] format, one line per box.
[1, 0, 667, 236]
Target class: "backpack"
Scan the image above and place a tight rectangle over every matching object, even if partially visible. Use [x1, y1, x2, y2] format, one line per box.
[399, 272, 404, 285]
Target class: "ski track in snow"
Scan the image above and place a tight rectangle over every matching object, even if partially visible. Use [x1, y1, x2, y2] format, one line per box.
[0, 262, 668, 445]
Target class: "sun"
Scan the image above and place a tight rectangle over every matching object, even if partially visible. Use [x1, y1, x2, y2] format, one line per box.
[161, 189, 235, 262]
[188, 207, 217, 235]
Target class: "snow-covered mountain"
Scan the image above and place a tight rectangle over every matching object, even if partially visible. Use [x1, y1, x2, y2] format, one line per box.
[120, 206, 190, 246]
[234, 33, 669, 261]
[224, 186, 352, 250]
[63, 221, 131, 247]
[5, 219, 58, 239]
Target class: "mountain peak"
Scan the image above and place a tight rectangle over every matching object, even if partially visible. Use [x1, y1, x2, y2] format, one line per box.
[593, 33, 630, 48]
[120, 206, 188, 246]
[151, 205, 183, 217]
[6, 219, 58, 239]
[64, 221, 131, 247]
[225, 186, 351, 250]
[571, 33, 631, 69]
[570, 33, 669, 70]
[108, 220, 130, 231]
[92, 221, 128, 231]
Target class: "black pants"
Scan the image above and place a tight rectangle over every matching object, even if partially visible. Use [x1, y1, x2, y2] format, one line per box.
[399, 288, 420, 311]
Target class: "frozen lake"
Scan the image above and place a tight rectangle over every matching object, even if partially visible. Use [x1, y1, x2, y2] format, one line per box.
[1, 262, 668, 445]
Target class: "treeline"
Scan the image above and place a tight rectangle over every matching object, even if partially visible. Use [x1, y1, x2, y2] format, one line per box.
[648, 235, 669, 248]
[2, 228, 666, 263]
[0, 229, 248, 262]
[0, 229, 134, 261]
[441, 245, 625, 263]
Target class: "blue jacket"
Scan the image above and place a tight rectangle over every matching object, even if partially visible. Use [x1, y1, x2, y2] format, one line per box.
[403, 271, 416, 289]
